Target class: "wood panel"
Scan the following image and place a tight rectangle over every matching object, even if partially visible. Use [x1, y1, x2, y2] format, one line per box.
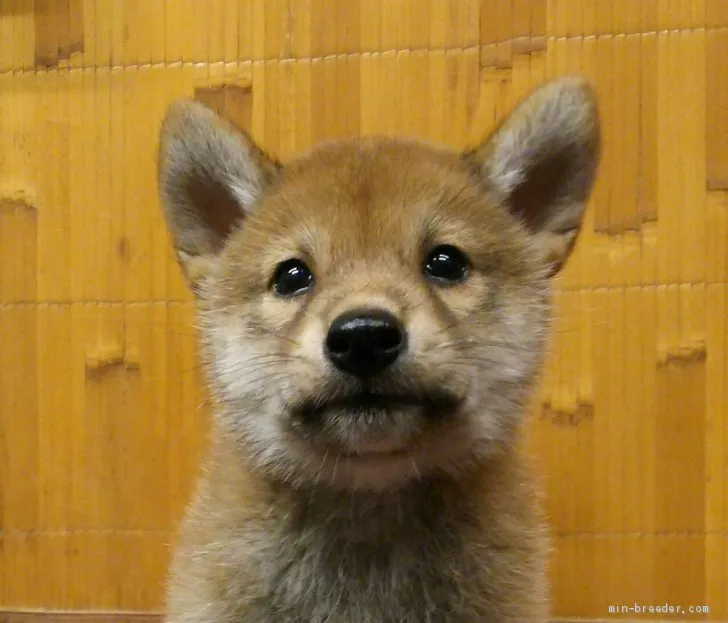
[0, 1, 726, 620]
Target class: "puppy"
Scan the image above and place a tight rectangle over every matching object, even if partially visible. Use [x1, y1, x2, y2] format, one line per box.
[157, 76, 600, 622]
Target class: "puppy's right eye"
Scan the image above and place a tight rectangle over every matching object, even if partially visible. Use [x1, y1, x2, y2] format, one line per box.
[271, 259, 314, 297]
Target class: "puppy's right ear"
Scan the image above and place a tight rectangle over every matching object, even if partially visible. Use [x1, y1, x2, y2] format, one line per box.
[158, 100, 280, 291]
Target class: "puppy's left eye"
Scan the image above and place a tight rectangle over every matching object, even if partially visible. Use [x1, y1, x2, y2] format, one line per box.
[423, 245, 470, 284]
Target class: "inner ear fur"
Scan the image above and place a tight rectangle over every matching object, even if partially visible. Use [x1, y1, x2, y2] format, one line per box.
[466, 76, 601, 276]
[157, 99, 280, 291]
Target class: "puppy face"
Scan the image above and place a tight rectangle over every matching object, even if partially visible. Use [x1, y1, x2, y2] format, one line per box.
[158, 78, 600, 491]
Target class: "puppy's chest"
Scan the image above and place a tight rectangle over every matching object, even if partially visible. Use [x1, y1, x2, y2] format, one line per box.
[238, 514, 486, 623]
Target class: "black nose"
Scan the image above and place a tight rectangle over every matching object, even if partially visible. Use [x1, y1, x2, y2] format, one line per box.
[325, 308, 406, 378]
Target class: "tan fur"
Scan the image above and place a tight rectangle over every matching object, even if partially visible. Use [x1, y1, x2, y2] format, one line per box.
[157, 77, 600, 622]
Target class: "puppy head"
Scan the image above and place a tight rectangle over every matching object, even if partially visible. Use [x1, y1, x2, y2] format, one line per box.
[158, 77, 599, 491]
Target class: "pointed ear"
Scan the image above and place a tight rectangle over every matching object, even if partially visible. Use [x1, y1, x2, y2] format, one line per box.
[467, 76, 600, 276]
[157, 99, 280, 291]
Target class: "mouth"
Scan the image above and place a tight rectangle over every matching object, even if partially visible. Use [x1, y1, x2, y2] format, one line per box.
[292, 389, 463, 423]
[286, 388, 468, 488]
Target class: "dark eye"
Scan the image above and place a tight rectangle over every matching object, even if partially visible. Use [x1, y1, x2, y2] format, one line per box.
[423, 245, 470, 284]
[271, 259, 314, 297]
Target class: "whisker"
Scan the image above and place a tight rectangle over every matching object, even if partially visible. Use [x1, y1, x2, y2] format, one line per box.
[408, 454, 421, 480]
[328, 454, 340, 487]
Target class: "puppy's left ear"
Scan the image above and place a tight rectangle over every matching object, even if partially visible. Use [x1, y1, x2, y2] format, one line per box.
[467, 77, 600, 276]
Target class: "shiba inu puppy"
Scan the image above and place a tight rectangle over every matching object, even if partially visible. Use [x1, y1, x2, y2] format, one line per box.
[158, 76, 600, 622]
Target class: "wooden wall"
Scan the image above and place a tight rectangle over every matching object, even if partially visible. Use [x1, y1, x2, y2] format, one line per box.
[0, 1, 727, 620]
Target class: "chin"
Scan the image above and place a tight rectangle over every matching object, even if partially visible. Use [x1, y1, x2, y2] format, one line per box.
[306, 449, 427, 492]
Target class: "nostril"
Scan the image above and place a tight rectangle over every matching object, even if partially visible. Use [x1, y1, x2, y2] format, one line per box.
[373, 325, 404, 353]
[325, 331, 351, 357]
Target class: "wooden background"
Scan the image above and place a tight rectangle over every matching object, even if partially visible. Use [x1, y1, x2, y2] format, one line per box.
[0, 1, 727, 620]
